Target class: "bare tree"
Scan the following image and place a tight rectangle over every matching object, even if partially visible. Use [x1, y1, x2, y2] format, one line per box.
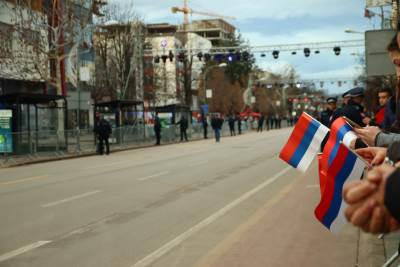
[0, 0, 96, 95]
[92, 2, 144, 102]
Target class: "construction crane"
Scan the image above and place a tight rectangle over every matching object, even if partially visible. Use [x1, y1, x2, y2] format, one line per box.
[171, 0, 236, 24]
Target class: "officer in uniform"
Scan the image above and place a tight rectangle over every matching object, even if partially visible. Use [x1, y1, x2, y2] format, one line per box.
[320, 97, 337, 127]
[330, 87, 370, 127]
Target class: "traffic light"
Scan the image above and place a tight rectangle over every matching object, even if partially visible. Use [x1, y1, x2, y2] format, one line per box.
[168, 51, 174, 62]
[154, 55, 160, 63]
[333, 46, 341, 56]
[272, 50, 279, 59]
[242, 51, 250, 61]
[214, 54, 224, 62]
[161, 55, 168, 63]
[178, 52, 185, 62]
[304, 48, 311, 57]
[197, 52, 203, 61]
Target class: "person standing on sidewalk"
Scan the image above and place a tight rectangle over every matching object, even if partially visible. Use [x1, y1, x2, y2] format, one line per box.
[202, 115, 208, 139]
[176, 115, 189, 142]
[211, 114, 224, 142]
[257, 115, 265, 132]
[236, 113, 242, 135]
[154, 114, 162, 146]
[228, 114, 236, 136]
[94, 115, 112, 155]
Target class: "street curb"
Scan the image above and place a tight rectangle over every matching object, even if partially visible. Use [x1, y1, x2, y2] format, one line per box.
[0, 130, 257, 169]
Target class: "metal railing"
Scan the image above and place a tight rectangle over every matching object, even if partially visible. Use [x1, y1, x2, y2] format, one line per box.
[0, 121, 255, 166]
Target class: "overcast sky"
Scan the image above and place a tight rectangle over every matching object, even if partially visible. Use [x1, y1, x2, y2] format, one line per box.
[112, 0, 391, 94]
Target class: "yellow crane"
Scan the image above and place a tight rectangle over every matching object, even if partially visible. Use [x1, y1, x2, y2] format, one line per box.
[171, 0, 236, 24]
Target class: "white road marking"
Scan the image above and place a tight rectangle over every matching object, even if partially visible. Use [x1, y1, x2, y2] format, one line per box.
[306, 184, 320, 189]
[0, 241, 52, 263]
[0, 175, 49, 186]
[131, 166, 292, 267]
[189, 160, 208, 167]
[84, 161, 132, 170]
[41, 190, 102, 208]
[138, 171, 169, 181]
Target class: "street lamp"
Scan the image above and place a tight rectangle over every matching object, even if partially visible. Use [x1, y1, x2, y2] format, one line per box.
[344, 28, 364, 35]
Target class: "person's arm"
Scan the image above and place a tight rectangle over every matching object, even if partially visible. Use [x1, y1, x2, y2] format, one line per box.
[375, 132, 400, 147]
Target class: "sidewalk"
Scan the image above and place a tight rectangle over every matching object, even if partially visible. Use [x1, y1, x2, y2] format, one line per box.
[195, 162, 391, 267]
[0, 126, 262, 168]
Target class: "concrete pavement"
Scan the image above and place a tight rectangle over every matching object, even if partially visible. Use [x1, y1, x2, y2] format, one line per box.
[0, 129, 388, 266]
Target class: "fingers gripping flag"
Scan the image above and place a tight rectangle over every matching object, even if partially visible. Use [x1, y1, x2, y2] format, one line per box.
[280, 113, 329, 173]
[315, 143, 366, 233]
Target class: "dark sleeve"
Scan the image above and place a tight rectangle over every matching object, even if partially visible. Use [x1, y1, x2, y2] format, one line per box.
[354, 138, 368, 149]
[387, 142, 400, 162]
[384, 168, 400, 223]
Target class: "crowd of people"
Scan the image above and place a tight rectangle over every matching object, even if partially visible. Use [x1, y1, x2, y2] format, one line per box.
[317, 31, 400, 234]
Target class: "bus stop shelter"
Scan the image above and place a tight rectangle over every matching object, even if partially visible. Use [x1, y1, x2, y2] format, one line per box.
[0, 93, 67, 154]
[154, 104, 191, 124]
[94, 100, 145, 127]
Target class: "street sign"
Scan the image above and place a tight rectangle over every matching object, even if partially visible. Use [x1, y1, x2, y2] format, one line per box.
[0, 109, 13, 153]
[79, 67, 90, 82]
[161, 40, 168, 48]
[365, 30, 396, 77]
[206, 89, 213, 99]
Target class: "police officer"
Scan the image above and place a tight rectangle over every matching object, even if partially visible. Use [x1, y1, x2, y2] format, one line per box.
[320, 97, 337, 127]
[331, 87, 371, 127]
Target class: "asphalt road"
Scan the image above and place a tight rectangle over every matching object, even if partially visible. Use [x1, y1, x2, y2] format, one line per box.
[0, 129, 361, 267]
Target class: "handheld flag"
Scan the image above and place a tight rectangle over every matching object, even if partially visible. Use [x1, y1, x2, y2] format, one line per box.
[280, 113, 329, 172]
[321, 117, 357, 172]
[315, 143, 366, 233]
[317, 153, 327, 196]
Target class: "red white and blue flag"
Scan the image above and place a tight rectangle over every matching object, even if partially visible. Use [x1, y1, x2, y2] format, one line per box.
[321, 117, 357, 172]
[315, 143, 366, 233]
[280, 113, 329, 173]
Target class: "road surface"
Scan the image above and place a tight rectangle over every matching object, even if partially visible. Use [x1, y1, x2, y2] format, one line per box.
[0, 129, 361, 267]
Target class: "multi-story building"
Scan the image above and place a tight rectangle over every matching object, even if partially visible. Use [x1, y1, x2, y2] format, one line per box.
[187, 19, 236, 46]
[144, 23, 211, 111]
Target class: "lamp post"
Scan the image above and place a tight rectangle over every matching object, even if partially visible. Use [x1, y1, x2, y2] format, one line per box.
[344, 28, 364, 35]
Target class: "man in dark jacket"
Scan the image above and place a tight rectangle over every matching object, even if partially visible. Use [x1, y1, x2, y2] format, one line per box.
[177, 115, 189, 142]
[330, 87, 371, 127]
[202, 115, 208, 139]
[320, 97, 337, 127]
[94, 115, 112, 155]
[257, 115, 265, 132]
[154, 114, 161, 145]
[228, 114, 236, 136]
[211, 114, 224, 142]
[236, 113, 242, 134]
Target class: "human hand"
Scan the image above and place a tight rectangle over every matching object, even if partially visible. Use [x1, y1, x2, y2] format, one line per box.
[344, 165, 399, 234]
[356, 147, 387, 165]
[355, 126, 381, 146]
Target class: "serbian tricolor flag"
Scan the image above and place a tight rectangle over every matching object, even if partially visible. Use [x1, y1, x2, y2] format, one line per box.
[315, 143, 366, 233]
[321, 117, 357, 172]
[280, 113, 329, 172]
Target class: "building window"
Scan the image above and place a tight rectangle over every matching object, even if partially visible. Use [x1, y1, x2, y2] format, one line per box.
[0, 22, 13, 57]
